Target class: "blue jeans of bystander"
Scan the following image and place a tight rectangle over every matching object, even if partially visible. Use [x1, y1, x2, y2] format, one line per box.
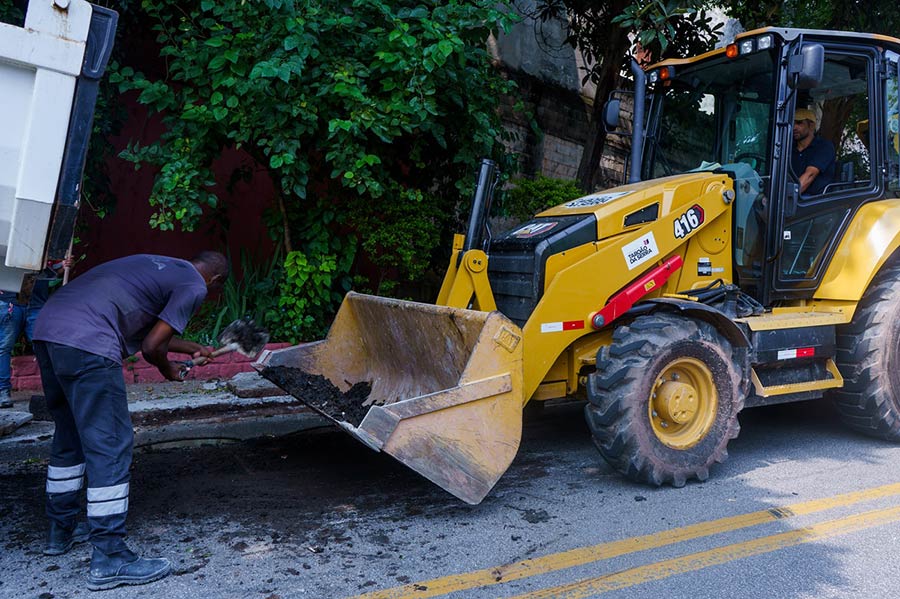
[0, 301, 40, 393]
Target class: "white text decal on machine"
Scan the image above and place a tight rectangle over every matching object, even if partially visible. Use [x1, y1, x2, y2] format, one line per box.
[674, 204, 705, 238]
[563, 191, 631, 208]
[622, 232, 660, 271]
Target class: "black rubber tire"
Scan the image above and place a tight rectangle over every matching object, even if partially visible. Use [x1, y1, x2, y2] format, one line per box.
[585, 313, 747, 487]
[829, 260, 900, 440]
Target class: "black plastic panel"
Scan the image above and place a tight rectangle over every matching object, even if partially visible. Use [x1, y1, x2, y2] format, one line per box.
[45, 4, 118, 260]
[623, 203, 659, 227]
[488, 214, 597, 326]
[750, 325, 835, 364]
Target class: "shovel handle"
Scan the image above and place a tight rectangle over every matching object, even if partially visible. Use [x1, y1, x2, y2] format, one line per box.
[177, 344, 237, 378]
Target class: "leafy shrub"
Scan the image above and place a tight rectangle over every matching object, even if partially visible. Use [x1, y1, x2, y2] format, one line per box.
[267, 249, 354, 343]
[0, 1, 22, 25]
[113, 0, 521, 335]
[182, 248, 282, 345]
[502, 176, 583, 221]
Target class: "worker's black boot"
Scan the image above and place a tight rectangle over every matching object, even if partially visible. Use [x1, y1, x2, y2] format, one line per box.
[44, 520, 91, 556]
[87, 547, 171, 591]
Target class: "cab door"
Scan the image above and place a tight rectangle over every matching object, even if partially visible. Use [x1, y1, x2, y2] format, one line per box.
[764, 41, 886, 303]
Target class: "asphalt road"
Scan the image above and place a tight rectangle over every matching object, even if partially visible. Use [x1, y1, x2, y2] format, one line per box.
[3, 398, 900, 599]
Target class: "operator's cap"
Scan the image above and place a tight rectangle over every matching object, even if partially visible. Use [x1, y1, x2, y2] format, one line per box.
[795, 108, 817, 125]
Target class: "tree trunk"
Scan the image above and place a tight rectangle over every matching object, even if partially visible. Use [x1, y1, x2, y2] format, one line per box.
[576, 2, 631, 191]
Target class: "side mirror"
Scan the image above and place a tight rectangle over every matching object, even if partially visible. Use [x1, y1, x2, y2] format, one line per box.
[602, 98, 621, 131]
[788, 44, 824, 90]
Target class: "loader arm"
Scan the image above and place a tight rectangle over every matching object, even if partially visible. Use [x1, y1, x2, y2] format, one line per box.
[436, 233, 497, 311]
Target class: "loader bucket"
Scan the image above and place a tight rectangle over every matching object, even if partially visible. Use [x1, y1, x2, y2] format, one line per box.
[255, 291, 525, 504]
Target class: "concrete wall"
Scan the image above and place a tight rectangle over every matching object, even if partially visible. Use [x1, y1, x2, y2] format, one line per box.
[493, 2, 629, 189]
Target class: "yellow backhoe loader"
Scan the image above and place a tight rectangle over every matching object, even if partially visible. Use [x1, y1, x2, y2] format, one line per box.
[257, 27, 900, 504]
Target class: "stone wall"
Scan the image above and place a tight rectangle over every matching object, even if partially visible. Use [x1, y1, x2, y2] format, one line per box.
[494, 2, 629, 188]
[500, 71, 590, 180]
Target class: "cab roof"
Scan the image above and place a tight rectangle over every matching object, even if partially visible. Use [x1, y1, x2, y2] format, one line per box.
[650, 27, 900, 70]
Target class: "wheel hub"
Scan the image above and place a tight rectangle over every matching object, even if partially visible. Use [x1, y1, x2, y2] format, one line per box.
[655, 381, 698, 424]
[648, 357, 718, 450]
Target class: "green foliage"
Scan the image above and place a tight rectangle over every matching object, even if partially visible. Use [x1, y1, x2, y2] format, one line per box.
[503, 176, 583, 221]
[115, 0, 519, 336]
[613, 1, 691, 54]
[722, 0, 900, 33]
[612, 1, 720, 61]
[268, 248, 355, 343]
[349, 186, 444, 295]
[0, 0, 22, 25]
[535, 0, 719, 83]
[182, 247, 284, 345]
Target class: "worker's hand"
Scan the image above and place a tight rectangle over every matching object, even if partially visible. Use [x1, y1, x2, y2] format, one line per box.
[160, 361, 185, 382]
[48, 257, 74, 273]
[191, 345, 214, 361]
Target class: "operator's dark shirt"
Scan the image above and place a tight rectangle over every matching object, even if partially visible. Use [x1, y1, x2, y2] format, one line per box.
[791, 135, 836, 196]
[33, 255, 207, 363]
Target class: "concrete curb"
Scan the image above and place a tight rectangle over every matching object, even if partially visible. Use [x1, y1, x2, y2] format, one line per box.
[0, 389, 330, 464]
[9, 342, 295, 391]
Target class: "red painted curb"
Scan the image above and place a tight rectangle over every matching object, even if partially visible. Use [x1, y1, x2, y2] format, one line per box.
[11, 342, 296, 391]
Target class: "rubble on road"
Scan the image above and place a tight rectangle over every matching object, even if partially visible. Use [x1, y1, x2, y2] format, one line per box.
[227, 371, 284, 399]
[0, 411, 33, 436]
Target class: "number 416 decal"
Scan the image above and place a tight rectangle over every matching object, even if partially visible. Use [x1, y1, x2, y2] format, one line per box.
[674, 204, 705, 239]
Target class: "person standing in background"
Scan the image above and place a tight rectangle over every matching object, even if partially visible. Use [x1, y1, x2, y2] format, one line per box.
[0, 258, 72, 409]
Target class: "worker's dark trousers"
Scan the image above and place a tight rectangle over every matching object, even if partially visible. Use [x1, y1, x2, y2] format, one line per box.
[34, 341, 132, 555]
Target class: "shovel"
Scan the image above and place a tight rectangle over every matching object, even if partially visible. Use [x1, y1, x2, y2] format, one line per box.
[179, 318, 270, 377]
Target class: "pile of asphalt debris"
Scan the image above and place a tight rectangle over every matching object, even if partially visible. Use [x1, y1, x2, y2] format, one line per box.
[261, 366, 371, 427]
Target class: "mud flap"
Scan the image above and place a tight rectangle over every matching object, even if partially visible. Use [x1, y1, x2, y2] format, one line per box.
[255, 291, 525, 504]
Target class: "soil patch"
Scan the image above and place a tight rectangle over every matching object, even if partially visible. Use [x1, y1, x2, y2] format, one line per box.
[261, 367, 371, 427]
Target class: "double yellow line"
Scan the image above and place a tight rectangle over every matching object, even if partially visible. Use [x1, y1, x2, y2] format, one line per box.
[347, 482, 900, 599]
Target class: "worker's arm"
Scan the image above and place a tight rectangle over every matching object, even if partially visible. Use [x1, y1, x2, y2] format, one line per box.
[798, 165, 821, 194]
[141, 321, 212, 381]
[168, 337, 212, 358]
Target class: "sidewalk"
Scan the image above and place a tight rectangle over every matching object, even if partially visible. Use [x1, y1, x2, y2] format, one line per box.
[0, 373, 329, 464]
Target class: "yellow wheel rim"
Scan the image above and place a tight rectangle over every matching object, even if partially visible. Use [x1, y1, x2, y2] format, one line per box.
[648, 357, 718, 450]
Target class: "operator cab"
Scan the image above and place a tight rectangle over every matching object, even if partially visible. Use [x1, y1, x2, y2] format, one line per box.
[640, 29, 900, 304]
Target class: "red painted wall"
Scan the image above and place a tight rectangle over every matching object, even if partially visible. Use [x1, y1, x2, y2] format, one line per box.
[77, 97, 278, 275]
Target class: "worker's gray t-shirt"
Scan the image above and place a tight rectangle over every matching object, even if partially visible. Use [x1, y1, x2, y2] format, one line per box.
[33, 255, 207, 364]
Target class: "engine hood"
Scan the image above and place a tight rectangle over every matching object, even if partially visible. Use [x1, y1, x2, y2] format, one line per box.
[537, 171, 730, 241]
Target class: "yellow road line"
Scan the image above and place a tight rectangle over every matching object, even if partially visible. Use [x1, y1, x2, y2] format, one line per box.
[510, 504, 900, 599]
[345, 482, 900, 599]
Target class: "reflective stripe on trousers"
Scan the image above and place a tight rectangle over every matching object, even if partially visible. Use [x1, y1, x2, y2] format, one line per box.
[87, 482, 129, 518]
[46, 463, 85, 494]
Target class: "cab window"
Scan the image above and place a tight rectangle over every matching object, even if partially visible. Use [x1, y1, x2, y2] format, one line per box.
[887, 62, 899, 193]
[779, 49, 874, 282]
[792, 53, 872, 198]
